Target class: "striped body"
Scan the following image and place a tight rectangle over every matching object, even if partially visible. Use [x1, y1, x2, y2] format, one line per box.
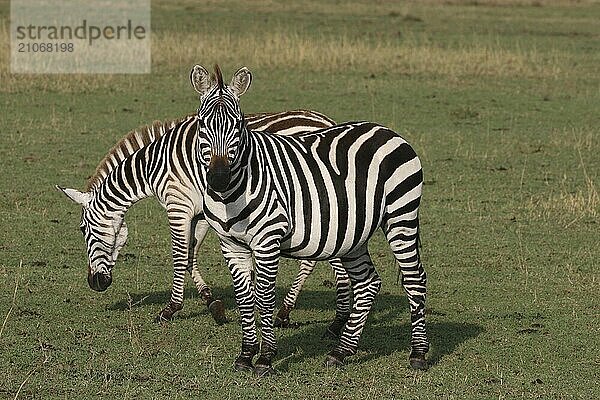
[58, 109, 345, 323]
[190, 65, 428, 372]
[205, 124, 422, 259]
[202, 122, 427, 360]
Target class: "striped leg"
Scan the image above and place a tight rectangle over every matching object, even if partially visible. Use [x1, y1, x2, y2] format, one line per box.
[188, 218, 210, 295]
[156, 206, 193, 322]
[252, 244, 281, 377]
[325, 259, 352, 339]
[275, 260, 316, 327]
[220, 239, 258, 372]
[275, 260, 352, 334]
[326, 246, 381, 367]
[384, 214, 429, 370]
[188, 218, 226, 324]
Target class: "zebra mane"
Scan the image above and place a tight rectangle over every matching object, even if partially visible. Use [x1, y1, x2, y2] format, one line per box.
[86, 115, 193, 191]
[214, 64, 224, 95]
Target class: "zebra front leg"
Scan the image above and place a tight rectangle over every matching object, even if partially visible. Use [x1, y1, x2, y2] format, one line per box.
[155, 208, 193, 322]
[324, 259, 352, 339]
[220, 239, 258, 372]
[252, 245, 281, 377]
[325, 248, 381, 368]
[275, 260, 317, 328]
[188, 217, 226, 324]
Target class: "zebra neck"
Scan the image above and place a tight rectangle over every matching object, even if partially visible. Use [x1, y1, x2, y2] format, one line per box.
[96, 150, 152, 211]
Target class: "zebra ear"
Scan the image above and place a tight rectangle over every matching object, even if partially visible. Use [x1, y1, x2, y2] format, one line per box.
[230, 67, 252, 98]
[190, 64, 212, 96]
[56, 185, 91, 207]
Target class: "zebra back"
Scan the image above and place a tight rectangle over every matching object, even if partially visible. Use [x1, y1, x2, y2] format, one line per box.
[86, 110, 335, 192]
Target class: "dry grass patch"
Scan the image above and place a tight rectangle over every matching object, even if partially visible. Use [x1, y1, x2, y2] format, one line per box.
[547, 127, 597, 153]
[161, 0, 599, 13]
[421, 0, 598, 5]
[154, 31, 566, 77]
[528, 179, 599, 222]
[0, 14, 572, 93]
[528, 127, 599, 222]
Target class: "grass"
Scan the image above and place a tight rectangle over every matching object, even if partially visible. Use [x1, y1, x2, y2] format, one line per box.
[1, 0, 599, 398]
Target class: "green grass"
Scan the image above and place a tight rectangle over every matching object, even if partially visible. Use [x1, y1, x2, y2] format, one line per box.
[1, 0, 599, 398]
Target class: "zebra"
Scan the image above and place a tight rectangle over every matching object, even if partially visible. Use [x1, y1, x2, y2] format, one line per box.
[190, 64, 429, 375]
[56, 109, 353, 327]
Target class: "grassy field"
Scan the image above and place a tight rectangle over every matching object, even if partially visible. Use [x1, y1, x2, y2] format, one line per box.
[1, 0, 599, 398]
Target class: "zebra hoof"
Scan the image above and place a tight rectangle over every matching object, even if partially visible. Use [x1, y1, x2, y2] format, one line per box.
[233, 357, 254, 373]
[154, 302, 183, 323]
[324, 354, 345, 369]
[409, 351, 428, 371]
[154, 314, 169, 323]
[324, 349, 347, 368]
[274, 316, 290, 328]
[274, 305, 291, 328]
[253, 363, 275, 377]
[234, 343, 259, 372]
[208, 300, 227, 325]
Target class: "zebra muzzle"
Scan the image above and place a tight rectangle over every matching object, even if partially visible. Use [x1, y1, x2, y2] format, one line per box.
[88, 271, 112, 292]
[207, 155, 231, 192]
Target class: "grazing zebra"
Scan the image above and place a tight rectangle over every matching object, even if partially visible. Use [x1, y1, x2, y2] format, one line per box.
[56, 109, 351, 326]
[190, 64, 429, 375]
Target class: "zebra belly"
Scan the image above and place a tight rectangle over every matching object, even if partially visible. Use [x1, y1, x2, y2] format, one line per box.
[279, 209, 382, 260]
[278, 173, 385, 260]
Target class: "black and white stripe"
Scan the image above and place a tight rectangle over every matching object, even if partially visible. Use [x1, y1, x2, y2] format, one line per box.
[57, 108, 345, 324]
[191, 65, 429, 374]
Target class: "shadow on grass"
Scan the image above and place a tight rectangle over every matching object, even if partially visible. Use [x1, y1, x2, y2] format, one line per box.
[107, 286, 483, 370]
[274, 319, 483, 372]
[107, 284, 340, 313]
[273, 292, 483, 371]
[106, 287, 208, 311]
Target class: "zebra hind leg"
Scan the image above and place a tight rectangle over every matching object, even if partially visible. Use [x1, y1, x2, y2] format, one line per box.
[275, 260, 316, 328]
[274, 259, 353, 336]
[323, 258, 352, 340]
[384, 216, 429, 370]
[189, 266, 227, 325]
[325, 247, 381, 368]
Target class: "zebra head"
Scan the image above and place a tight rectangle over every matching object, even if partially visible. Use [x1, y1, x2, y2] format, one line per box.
[56, 185, 128, 292]
[190, 64, 252, 192]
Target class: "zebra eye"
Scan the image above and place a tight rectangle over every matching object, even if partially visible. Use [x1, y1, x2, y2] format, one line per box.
[79, 225, 85, 234]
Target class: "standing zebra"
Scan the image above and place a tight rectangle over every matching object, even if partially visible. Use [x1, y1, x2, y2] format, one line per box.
[190, 64, 429, 375]
[57, 110, 352, 326]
